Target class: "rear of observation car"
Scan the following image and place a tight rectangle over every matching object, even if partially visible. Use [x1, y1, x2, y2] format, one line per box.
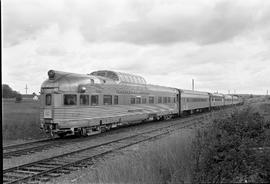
[40, 70, 179, 137]
[40, 70, 96, 137]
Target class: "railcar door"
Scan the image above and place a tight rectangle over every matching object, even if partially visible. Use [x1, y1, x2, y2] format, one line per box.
[176, 89, 181, 116]
[41, 92, 56, 136]
[43, 93, 53, 119]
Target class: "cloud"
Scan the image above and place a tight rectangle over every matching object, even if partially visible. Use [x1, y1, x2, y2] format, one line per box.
[2, 0, 270, 95]
[3, 0, 270, 47]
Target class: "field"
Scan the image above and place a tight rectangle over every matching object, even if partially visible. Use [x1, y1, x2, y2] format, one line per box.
[2, 98, 46, 143]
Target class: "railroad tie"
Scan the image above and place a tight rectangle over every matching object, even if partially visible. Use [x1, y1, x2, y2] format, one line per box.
[34, 164, 57, 169]
[57, 169, 71, 174]
[12, 170, 39, 175]
[45, 173, 61, 177]
[65, 166, 79, 171]
[21, 167, 48, 172]
[36, 177, 50, 182]
[26, 180, 39, 184]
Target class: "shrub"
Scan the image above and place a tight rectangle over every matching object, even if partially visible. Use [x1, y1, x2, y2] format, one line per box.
[15, 94, 22, 102]
[191, 107, 270, 183]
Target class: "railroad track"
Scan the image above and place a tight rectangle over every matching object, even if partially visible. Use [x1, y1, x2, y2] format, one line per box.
[3, 107, 235, 159]
[3, 113, 212, 184]
[3, 139, 60, 159]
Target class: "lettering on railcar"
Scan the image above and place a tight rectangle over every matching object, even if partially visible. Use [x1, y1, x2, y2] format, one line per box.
[128, 109, 143, 112]
[116, 90, 149, 95]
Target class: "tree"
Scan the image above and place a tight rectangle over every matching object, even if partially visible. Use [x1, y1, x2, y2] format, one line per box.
[15, 94, 22, 102]
[2, 84, 20, 98]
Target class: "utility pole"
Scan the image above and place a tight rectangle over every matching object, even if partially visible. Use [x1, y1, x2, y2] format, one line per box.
[192, 79, 194, 91]
[25, 84, 28, 94]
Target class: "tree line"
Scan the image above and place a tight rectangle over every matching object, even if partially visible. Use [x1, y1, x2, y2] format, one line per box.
[2, 84, 22, 101]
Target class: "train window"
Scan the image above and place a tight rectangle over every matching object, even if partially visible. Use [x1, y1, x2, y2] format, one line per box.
[90, 79, 94, 84]
[142, 98, 147, 104]
[103, 95, 112, 105]
[136, 97, 141, 104]
[80, 95, 89, 105]
[174, 97, 176, 103]
[131, 98, 135, 104]
[114, 96, 118, 105]
[91, 95, 99, 105]
[158, 97, 162, 103]
[168, 97, 171, 103]
[64, 94, 77, 105]
[149, 97, 154, 104]
[163, 97, 167, 103]
[45, 94, 52, 106]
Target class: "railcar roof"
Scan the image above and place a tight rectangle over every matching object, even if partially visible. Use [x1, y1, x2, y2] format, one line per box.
[224, 94, 233, 99]
[146, 84, 178, 93]
[210, 93, 224, 97]
[181, 89, 209, 96]
[41, 70, 116, 92]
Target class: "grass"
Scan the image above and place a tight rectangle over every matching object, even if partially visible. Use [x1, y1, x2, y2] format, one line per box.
[61, 129, 195, 184]
[97, 132, 193, 183]
[2, 98, 46, 142]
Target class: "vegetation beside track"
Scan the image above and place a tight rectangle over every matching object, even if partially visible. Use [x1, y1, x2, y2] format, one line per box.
[76, 100, 270, 184]
[191, 106, 270, 183]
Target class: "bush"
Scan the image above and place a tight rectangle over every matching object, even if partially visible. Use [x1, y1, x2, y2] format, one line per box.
[15, 94, 22, 102]
[191, 107, 270, 183]
[2, 84, 20, 98]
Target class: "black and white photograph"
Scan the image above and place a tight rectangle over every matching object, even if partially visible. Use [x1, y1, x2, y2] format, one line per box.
[2, 0, 270, 183]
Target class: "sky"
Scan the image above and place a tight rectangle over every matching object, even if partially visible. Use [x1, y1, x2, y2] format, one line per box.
[2, 0, 270, 95]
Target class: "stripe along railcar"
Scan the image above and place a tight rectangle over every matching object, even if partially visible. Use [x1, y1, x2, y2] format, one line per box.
[210, 93, 224, 109]
[40, 70, 179, 137]
[180, 90, 210, 114]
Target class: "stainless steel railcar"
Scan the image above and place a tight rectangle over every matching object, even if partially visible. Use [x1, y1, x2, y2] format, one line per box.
[210, 93, 224, 109]
[40, 70, 179, 137]
[40, 70, 241, 137]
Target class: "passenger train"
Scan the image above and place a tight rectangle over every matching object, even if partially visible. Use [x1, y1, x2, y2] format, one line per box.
[40, 70, 242, 137]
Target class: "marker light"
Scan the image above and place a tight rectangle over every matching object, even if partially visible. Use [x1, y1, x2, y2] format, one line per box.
[48, 70, 55, 79]
[80, 86, 86, 93]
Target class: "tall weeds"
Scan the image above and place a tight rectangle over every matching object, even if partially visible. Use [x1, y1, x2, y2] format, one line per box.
[93, 131, 194, 184]
[191, 107, 270, 183]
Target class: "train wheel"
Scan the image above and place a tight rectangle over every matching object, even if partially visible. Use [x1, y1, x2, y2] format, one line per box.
[81, 128, 87, 136]
[58, 133, 66, 138]
[49, 130, 57, 139]
[100, 126, 106, 133]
